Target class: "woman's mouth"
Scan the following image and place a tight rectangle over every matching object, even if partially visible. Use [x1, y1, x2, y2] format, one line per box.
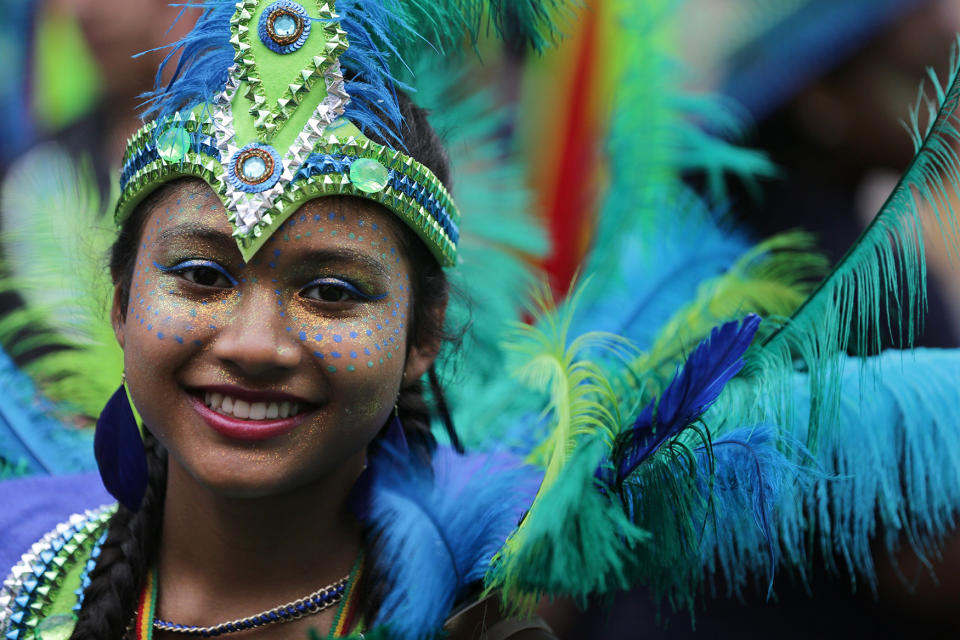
[202, 391, 304, 420]
[188, 388, 313, 441]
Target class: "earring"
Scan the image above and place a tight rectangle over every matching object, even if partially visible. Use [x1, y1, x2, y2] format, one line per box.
[94, 375, 148, 511]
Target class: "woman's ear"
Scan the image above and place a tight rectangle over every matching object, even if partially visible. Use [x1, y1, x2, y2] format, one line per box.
[111, 282, 126, 350]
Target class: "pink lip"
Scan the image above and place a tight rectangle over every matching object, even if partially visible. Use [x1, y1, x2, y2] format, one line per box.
[188, 395, 307, 441]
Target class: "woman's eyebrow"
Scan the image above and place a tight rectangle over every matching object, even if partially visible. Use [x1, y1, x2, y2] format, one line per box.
[155, 223, 236, 249]
[291, 247, 390, 277]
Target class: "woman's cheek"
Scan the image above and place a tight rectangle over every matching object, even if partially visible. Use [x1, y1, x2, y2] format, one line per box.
[283, 288, 408, 375]
[126, 202, 241, 353]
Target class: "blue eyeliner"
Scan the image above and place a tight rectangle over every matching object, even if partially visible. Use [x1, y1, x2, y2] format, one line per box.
[302, 277, 387, 302]
[153, 260, 239, 286]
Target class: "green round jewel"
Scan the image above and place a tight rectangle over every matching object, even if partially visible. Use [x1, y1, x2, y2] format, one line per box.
[349, 158, 390, 193]
[156, 128, 191, 163]
[35, 614, 77, 640]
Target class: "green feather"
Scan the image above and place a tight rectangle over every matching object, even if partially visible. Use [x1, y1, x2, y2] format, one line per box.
[751, 39, 960, 451]
[0, 145, 121, 418]
[407, 65, 549, 450]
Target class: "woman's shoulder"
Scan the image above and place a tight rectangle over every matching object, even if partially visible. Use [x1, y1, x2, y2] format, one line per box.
[0, 472, 114, 639]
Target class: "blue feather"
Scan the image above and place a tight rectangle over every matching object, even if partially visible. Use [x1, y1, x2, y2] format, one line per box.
[0, 347, 95, 478]
[571, 189, 751, 349]
[695, 425, 803, 599]
[93, 386, 147, 511]
[359, 435, 539, 638]
[140, 1, 420, 148]
[611, 314, 761, 485]
[139, 2, 235, 122]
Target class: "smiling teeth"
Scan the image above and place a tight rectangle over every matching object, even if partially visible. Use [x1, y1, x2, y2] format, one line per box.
[203, 391, 301, 420]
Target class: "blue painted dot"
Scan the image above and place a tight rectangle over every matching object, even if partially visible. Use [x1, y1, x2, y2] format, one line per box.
[194, 340, 203, 346]
[364, 348, 371, 355]
[314, 352, 324, 359]
[366, 329, 372, 336]
[349, 331, 358, 338]
[314, 334, 323, 341]
[349, 351, 357, 358]
[298, 331, 307, 341]
[331, 352, 341, 358]
[175, 336, 183, 344]
[333, 334, 342, 343]
[147, 324, 153, 331]
[157, 332, 164, 339]
[328, 212, 336, 220]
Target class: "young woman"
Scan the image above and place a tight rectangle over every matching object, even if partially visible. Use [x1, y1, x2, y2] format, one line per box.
[6, 2, 960, 639]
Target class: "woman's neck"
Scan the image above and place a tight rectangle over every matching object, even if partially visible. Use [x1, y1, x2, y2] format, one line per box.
[155, 454, 365, 629]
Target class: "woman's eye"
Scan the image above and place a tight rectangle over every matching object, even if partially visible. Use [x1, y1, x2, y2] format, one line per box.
[153, 260, 237, 288]
[300, 278, 384, 304]
[181, 267, 233, 288]
[304, 284, 352, 302]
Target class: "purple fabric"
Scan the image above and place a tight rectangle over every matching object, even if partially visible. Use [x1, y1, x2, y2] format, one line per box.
[0, 472, 112, 573]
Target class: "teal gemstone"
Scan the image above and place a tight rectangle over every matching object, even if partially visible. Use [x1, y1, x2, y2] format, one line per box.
[156, 128, 190, 163]
[242, 156, 267, 180]
[349, 159, 389, 193]
[34, 614, 76, 640]
[273, 14, 298, 38]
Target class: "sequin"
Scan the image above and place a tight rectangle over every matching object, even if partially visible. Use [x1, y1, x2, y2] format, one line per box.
[349, 158, 390, 193]
[156, 128, 191, 163]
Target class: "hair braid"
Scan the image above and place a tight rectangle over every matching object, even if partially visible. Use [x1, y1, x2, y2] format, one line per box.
[70, 431, 167, 640]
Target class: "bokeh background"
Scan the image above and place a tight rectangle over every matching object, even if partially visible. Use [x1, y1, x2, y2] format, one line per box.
[2, 0, 959, 636]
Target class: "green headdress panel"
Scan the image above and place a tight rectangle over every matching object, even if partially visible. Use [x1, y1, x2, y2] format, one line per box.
[116, 0, 460, 265]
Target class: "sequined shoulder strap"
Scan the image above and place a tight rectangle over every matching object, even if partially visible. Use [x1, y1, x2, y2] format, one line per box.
[0, 504, 114, 640]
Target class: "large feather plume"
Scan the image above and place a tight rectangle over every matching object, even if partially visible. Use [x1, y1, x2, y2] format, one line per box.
[359, 429, 539, 638]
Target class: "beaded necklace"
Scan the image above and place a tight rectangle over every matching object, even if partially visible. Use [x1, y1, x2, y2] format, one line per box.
[133, 556, 363, 639]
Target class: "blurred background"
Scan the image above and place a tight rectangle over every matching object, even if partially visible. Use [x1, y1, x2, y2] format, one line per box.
[2, 0, 959, 636]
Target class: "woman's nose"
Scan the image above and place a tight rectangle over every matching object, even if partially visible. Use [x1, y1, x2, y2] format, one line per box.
[209, 287, 301, 375]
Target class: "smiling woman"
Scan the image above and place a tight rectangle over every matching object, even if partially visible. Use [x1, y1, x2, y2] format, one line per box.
[11, 2, 960, 640]
[78, 77, 499, 635]
[88, 174, 463, 638]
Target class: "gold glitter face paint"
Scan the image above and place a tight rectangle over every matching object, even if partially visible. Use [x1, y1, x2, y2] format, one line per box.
[119, 179, 419, 497]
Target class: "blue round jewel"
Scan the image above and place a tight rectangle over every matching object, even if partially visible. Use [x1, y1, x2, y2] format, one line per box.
[228, 143, 282, 193]
[241, 156, 267, 180]
[258, 1, 311, 55]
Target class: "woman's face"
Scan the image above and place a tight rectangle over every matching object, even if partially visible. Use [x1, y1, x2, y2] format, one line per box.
[114, 180, 433, 497]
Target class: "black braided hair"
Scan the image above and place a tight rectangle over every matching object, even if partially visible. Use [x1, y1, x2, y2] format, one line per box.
[74, 90, 462, 637]
[69, 431, 167, 640]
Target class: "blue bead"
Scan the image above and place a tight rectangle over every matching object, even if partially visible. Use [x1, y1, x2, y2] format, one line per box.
[269, 612, 279, 621]
[296, 603, 307, 613]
